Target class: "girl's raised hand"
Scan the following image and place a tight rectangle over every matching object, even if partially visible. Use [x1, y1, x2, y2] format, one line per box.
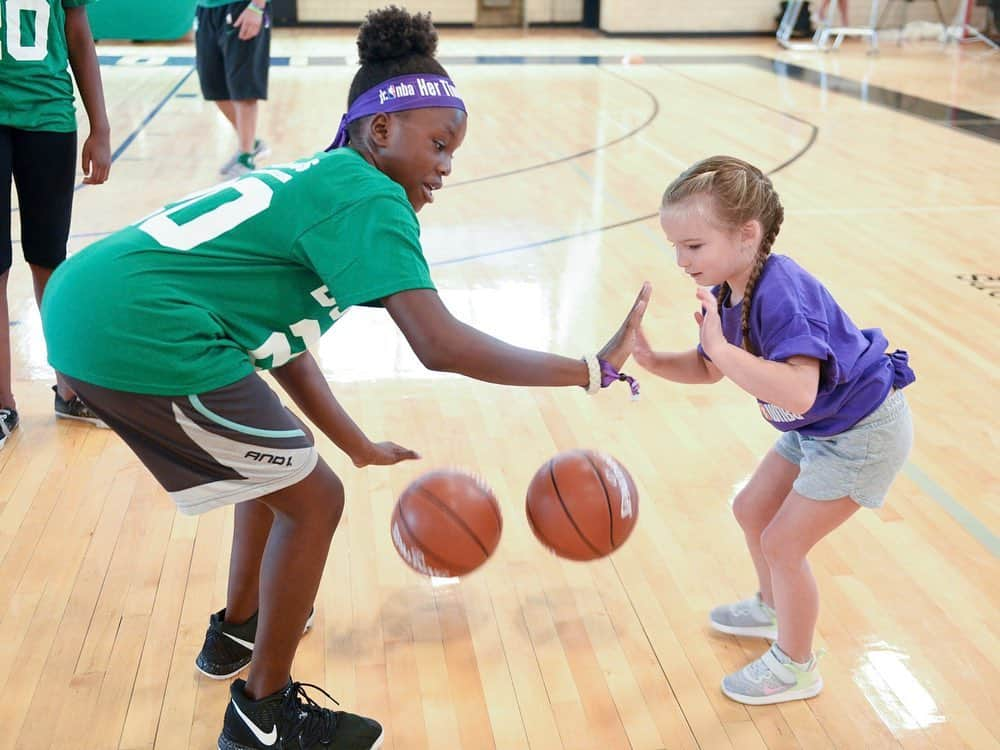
[694, 287, 726, 356]
[632, 325, 655, 370]
[597, 282, 652, 371]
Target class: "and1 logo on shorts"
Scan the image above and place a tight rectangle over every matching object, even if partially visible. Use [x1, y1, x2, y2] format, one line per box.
[0, 0, 94, 132]
[41, 148, 437, 395]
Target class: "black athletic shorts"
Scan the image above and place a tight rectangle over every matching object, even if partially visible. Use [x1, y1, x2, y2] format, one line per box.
[195, 2, 271, 101]
[1, 126, 76, 273]
[62, 372, 318, 516]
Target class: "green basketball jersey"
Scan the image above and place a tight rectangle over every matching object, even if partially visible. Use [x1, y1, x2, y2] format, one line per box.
[42, 148, 436, 395]
[0, 0, 93, 132]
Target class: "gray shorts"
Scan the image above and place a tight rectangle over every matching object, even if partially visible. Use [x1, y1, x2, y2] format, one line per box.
[62, 373, 317, 516]
[774, 389, 913, 509]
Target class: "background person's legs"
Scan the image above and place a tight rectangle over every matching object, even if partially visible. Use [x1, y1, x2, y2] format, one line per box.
[10, 128, 82, 406]
[233, 99, 259, 156]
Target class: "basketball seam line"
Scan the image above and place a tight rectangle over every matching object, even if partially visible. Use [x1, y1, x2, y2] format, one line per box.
[549, 458, 602, 557]
[397, 496, 474, 574]
[415, 486, 493, 558]
[582, 453, 616, 552]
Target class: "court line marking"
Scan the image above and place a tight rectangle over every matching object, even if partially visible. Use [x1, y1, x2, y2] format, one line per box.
[903, 464, 1000, 558]
[9, 67, 196, 215]
[449, 66, 660, 187]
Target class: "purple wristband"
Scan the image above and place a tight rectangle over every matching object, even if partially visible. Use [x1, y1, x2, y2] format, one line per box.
[599, 358, 640, 398]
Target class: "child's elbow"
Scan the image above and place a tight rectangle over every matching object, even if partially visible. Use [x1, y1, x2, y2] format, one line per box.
[789, 391, 817, 416]
[411, 339, 459, 373]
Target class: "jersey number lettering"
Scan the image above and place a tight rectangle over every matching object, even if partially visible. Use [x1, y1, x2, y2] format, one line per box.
[137, 173, 290, 251]
[2, 0, 50, 62]
[248, 285, 345, 368]
[134, 165, 338, 370]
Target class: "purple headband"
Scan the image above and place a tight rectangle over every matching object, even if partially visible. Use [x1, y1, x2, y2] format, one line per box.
[326, 73, 466, 151]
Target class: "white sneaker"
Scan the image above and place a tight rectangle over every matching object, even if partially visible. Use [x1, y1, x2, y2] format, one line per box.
[709, 592, 778, 640]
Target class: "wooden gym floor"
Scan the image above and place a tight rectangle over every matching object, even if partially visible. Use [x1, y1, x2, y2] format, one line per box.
[2, 28, 998, 750]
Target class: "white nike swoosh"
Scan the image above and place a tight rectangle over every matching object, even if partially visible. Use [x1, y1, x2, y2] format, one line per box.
[223, 631, 256, 651]
[232, 699, 277, 746]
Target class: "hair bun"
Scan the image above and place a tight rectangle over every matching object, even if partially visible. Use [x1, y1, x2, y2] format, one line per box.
[357, 6, 439, 65]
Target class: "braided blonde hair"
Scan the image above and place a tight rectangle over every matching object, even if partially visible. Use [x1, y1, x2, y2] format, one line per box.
[661, 156, 784, 355]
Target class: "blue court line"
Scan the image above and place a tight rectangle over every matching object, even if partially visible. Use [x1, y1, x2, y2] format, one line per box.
[106, 67, 197, 167]
[903, 463, 1000, 558]
[10, 66, 195, 215]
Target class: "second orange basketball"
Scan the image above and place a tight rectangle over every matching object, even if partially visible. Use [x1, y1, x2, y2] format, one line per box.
[525, 450, 639, 561]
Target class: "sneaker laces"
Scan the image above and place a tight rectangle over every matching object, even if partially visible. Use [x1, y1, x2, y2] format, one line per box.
[745, 656, 777, 682]
[281, 681, 341, 743]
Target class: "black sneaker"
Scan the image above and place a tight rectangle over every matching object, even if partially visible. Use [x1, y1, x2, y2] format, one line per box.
[0, 407, 18, 449]
[52, 386, 107, 427]
[219, 679, 383, 750]
[196, 607, 315, 679]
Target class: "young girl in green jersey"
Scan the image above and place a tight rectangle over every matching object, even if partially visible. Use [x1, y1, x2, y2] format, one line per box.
[0, 0, 110, 449]
[41, 8, 649, 750]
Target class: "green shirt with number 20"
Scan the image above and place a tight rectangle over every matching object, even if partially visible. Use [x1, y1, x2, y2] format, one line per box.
[42, 148, 437, 395]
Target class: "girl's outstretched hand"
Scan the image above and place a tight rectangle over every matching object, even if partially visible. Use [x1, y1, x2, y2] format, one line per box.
[632, 325, 656, 370]
[694, 287, 726, 357]
[352, 441, 421, 468]
[597, 282, 652, 370]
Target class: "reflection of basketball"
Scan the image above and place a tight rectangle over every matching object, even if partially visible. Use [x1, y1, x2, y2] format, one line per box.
[391, 469, 503, 577]
[525, 450, 638, 561]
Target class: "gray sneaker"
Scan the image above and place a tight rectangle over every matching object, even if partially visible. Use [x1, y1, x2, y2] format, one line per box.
[709, 592, 778, 640]
[218, 138, 269, 175]
[721, 643, 822, 705]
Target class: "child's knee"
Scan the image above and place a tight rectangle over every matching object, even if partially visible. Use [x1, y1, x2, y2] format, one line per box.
[760, 525, 802, 567]
[270, 468, 345, 529]
[732, 491, 767, 533]
[312, 474, 345, 527]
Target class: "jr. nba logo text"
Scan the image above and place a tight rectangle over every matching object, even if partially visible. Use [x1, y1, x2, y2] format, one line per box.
[378, 78, 460, 104]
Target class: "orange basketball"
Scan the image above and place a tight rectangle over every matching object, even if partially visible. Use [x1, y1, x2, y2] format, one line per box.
[525, 450, 638, 561]
[391, 469, 503, 577]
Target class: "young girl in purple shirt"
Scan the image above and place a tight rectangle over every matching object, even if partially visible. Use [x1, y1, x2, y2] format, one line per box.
[633, 155, 915, 705]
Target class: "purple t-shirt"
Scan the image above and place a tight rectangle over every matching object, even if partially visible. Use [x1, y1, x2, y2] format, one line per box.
[699, 254, 915, 437]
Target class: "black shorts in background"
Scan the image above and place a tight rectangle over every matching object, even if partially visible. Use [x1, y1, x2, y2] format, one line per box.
[1, 126, 76, 273]
[195, 2, 271, 101]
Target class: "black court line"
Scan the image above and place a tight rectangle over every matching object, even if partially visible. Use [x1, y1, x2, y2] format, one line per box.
[745, 56, 999, 143]
[95, 52, 1000, 144]
[448, 66, 660, 188]
[431, 68, 820, 267]
[41, 52, 989, 256]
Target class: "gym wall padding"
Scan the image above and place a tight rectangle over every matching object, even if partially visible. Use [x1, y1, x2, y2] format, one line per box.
[89, 0, 198, 41]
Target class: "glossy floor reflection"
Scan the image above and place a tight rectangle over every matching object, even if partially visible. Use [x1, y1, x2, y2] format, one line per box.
[3, 30, 998, 750]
